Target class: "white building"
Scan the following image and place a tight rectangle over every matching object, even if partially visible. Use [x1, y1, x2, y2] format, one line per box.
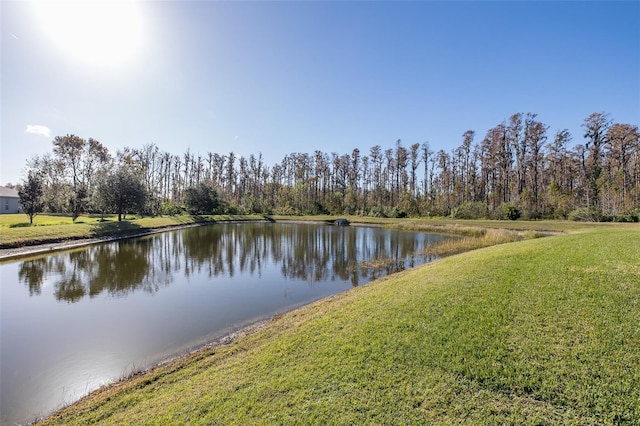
[0, 186, 21, 214]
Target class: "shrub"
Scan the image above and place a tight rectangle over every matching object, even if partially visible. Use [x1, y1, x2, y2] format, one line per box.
[602, 210, 640, 223]
[388, 207, 407, 218]
[450, 202, 489, 219]
[504, 205, 521, 220]
[225, 204, 243, 215]
[308, 202, 329, 215]
[273, 205, 299, 216]
[568, 207, 602, 222]
[367, 206, 387, 218]
[184, 183, 222, 215]
[161, 201, 185, 216]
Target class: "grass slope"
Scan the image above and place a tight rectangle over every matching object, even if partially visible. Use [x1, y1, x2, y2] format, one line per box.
[38, 224, 640, 425]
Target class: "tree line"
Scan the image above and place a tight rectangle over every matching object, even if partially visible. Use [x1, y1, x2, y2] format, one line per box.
[16, 111, 640, 222]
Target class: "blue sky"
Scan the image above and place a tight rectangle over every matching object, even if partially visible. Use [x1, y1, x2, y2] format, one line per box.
[2, 1, 638, 185]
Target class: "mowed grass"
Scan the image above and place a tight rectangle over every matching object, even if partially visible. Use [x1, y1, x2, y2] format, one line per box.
[0, 214, 264, 248]
[37, 223, 640, 425]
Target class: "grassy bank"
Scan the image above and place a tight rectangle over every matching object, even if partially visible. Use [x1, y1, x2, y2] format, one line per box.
[272, 214, 615, 233]
[37, 222, 640, 425]
[0, 213, 264, 249]
[0, 213, 602, 249]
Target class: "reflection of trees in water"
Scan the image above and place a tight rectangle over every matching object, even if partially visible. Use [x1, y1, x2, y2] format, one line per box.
[18, 238, 174, 302]
[180, 224, 439, 287]
[179, 224, 338, 283]
[84, 239, 172, 297]
[18, 257, 48, 296]
[18, 224, 442, 301]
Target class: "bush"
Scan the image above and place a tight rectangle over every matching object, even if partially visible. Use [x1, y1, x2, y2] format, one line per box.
[388, 207, 407, 218]
[628, 209, 640, 222]
[367, 206, 387, 218]
[224, 203, 243, 215]
[602, 210, 640, 223]
[504, 205, 521, 221]
[308, 202, 329, 215]
[161, 201, 185, 216]
[450, 202, 489, 219]
[184, 183, 221, 215]
[366, 205, 407, 218]
[273, 205, 299, 216]
[568, 207, 602, 222]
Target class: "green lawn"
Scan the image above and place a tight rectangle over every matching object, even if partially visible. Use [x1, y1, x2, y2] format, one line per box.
[37, 222, 640, 425]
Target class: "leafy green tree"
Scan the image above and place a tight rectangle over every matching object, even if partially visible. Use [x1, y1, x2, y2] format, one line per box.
[69, 185, 88, 221]
[53, 134, 85, 190]
[18, 171, 45, 224]
[97, 168, 147, 221]
[183, 182, 221, 215]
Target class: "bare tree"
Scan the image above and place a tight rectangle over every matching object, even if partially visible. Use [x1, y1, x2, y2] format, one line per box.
[524, 114, 548, 215]
[604, 123, 639, 213]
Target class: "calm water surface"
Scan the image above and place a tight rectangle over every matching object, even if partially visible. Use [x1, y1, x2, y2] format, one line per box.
[0, 222, 449, 425]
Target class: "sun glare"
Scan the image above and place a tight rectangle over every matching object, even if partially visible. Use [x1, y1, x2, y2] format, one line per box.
[35, 0, 143, 68]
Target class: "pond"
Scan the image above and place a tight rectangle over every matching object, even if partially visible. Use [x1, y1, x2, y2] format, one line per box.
[0, 222, 451, 425]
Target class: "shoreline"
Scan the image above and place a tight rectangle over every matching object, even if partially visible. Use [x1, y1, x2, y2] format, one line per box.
[38, 315, 274, 422]
[3, 218, 333, 424]
[20, 221, 606, 425]
[33, 290, 343, 426]
[21, 220, 361, 425]
[0, 219, 282, 262]
[0, 218, 367, 262]
[0, 223, 207, 262]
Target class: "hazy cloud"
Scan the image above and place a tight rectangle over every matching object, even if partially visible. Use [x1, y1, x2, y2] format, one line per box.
[26, 125, 51, 138]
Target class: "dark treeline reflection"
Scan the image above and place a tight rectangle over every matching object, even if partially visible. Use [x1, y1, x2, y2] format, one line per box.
[19, 238, 173, 302]
[19, 223, 442, 302]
